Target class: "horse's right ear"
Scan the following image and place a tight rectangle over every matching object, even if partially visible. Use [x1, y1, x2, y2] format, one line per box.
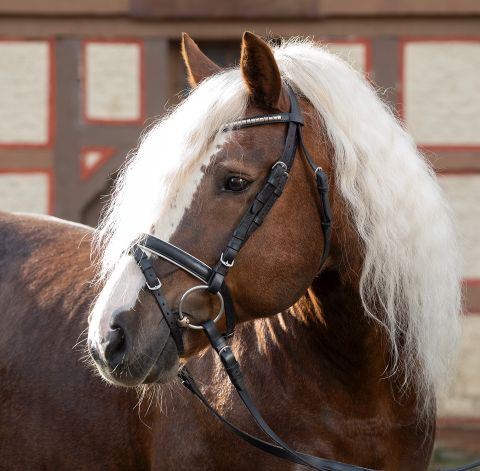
[240, 32, 282, 110]
[181, 33, 221, 87]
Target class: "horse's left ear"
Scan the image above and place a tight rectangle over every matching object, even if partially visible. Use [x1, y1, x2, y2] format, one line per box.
[240, 32, 283, 110]
[181, 32, 221, 87]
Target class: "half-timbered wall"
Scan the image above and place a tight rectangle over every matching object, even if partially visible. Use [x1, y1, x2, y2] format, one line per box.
[0, 1, 479, 454]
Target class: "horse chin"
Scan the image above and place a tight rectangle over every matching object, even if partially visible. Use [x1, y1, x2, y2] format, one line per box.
[94, 335, 180, 388]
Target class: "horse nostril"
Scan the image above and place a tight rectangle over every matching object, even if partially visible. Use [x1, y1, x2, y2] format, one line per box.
[103, 326, 126, 366]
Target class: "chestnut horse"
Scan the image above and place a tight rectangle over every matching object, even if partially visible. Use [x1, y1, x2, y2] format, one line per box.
[1, 33, 462, 470]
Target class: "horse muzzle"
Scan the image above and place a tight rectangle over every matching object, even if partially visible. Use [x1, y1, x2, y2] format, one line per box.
[88, 305, 179, 387]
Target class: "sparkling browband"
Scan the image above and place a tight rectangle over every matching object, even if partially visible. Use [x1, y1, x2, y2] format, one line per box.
[223, 113, 292, 131]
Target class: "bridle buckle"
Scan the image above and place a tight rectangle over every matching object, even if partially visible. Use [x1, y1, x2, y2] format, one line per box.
[146, 277, 162, 291]
[220, 252, 234, 268]
[271, 161, 288, 172]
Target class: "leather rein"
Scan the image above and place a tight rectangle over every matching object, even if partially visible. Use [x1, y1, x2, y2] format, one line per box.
[129, 86, 480, 471]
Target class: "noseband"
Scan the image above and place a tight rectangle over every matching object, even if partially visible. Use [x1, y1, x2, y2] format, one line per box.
[131, 87, 377, 471]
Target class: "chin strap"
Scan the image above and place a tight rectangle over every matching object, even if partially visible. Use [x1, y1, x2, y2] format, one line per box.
[178, 320, 376, 471]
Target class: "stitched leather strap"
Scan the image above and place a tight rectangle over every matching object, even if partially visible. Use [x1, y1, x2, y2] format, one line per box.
[138, 236, 212, 283]
[220, 282, 236, 338]
[298, 127, 332, 271]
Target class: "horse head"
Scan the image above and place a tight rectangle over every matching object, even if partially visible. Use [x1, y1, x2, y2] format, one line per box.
[87, 33, 460, 427]
[87, 32, 333, 386]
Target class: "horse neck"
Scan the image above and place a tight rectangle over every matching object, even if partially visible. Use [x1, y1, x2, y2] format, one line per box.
[244, 269, 405, 417]
[206, 270, 431, 470]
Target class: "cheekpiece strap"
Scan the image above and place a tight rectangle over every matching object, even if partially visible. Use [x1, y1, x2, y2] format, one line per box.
[209, 85, 303, 295]
[132, 246, 184, 355]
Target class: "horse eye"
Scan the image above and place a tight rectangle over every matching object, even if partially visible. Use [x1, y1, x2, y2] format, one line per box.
[225, 176, 251, 192]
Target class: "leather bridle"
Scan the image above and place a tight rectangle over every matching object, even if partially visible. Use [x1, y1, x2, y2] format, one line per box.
[130, 86, 375, 471]
[128, 85, 480, 471]
[133, 85, 331, 355]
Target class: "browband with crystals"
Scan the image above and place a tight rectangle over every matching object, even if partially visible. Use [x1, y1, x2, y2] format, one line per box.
[223, 111, 304, 132]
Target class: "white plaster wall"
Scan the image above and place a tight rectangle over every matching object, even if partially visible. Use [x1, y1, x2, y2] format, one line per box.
[0, 172, 49, 214]
[439, 315, 480, 417]
[85, 42, 141, 122]
[0, 41, 50, 145]
[439, 175, 480, 280]
[327, 43, 367, 74]
[404, 41, 480, 146]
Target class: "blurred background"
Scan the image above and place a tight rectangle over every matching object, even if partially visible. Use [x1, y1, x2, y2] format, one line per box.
[0, 1, 478, 468]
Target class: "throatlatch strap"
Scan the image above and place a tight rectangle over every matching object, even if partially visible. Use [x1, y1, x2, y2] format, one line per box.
[178, 320, 376, 471]
[133, 247, 184, 355]
[298, 127, 332, 271]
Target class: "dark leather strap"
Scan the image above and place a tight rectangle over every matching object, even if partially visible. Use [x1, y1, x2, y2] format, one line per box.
[179, 320, 376, 471]
[133, 247, 184, 355]
[315, 168, 332, 270]
[220, 282, 236, 338]
[138, 236, 212, 283]
[298, 127, 332, 271]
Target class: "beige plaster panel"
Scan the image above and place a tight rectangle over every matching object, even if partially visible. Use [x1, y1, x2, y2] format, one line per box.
[85, 42, 141, 122]
[0, 41, 50, 145]
[438, 315, 480, 417]
[404, 41, 480, 146]
[439, 175, 480, 280]
[326, 42, 367, 74]
[0, 172, 49, 213]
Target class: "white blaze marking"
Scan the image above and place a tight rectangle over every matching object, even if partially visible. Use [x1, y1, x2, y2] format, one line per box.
[88, 255, 144, 345]
[88, 138, 226, 348]
[88, 69, 247, 349]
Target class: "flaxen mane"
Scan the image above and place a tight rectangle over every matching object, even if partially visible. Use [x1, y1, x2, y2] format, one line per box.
[95, 39, 462, 414]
